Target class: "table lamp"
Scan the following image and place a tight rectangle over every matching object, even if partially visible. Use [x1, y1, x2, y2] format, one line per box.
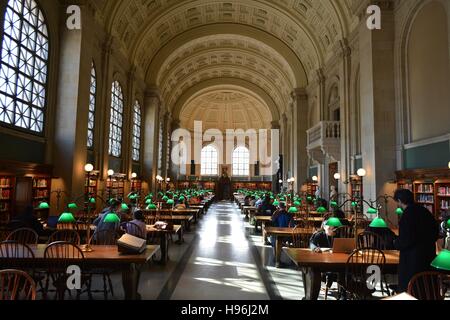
[104, 212, 120, 223]
[38, 202, 50, 209]
[58, 212, 76, 223]
[369, 217, 388, 228]
[431, 250, 450, 271]
[317, 206, 327, 214]
[326, 217, 343, 228]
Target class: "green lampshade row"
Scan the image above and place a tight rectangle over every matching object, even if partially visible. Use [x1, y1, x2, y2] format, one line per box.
[104, 213, 120, 223]
[58, 212, 76, 223]
[367, 208, 378, 214]
[431, 250, 450, 271]
[294, 201, 301, 207]
[121, 203, 129, 210]
[369, 218, 388, 228]
[326, 217, 342, 228]
[330, 201, 338, 207]
[89, 198, 96, 204]
[317, 207, 327, 213]
[273, 201, 280, 206]
[288, 207, 298, 213]
[147, 204, 157, 210]
[351, 202, 358, 208]
[167, 199, 175, 205]
[68, 203, 78, 209]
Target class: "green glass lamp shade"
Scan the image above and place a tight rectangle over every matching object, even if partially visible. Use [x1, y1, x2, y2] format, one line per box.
[167, 199, 175, 205]
[294, 201, 301, 207]
[145, 199, 152, 205]
[351, 201, 358, 208]
[162, 196, 169, 201]
[369, 217, 388, 228]
[279, 197, 286, 201]
[68, 203, 78, 209]
[121, 203, 129, 211]
[288, 207, 298, 214]
[431, 250, 450, 271]
[58, 212, 76, 223]
[447, 220, 450, 229]
[307, 196, 313, 201]
[89, 197, 96, 204]
[317, 206, 327, 213]
[146, 204, 157, 210]
[367, 207, 378, 214]
[326, 217, 343, 228]
[129, 194, 137, 200]
[273, 201, 280, 206]
[104, 213, 120, 223]
[38, 202, 50, 209]
[330, 201, 338, 207]
[396, 208, 404, 215]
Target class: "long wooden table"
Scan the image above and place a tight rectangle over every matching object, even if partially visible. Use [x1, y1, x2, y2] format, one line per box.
[1, 244, 160, 300]
[264, 227, 316, 268]
[283, 248, 400, 300]
[143, 211, 194, 231]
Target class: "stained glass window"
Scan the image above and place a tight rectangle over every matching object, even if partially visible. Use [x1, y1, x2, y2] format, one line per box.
[87, 62, 96, 148]
[0, 0, 49, 133]
[108, 81, 124, 157]
[132, 100, 141, 162]
[232, 147, 250, 176]
[201, 145, 218, 176]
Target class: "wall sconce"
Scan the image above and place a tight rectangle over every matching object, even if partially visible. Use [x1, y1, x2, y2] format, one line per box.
[312, 176, 318, 182]
[357, 168, 367, 177]
[334, 173, 341, 180]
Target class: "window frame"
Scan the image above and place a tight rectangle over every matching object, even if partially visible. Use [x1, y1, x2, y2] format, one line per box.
[108, 80, 124, 158]
[201, 144, 219, 176]
[232, 146, 250, 177]
[131, 100, 142, 162]
[0, 0, 50, 136]
[87, 61, 96, 149]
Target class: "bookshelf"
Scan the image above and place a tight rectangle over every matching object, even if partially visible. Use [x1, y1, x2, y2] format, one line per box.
[349, 176, 362, 199]
[414, 181, 435, 214]
[397, 181, 413, 192]
[32, 177, 51, 220]
[131, 179, 142, 195]
[0, 176, 14, 225]
[106, 174, 125, 200]
[306, 181, 318, 198]
[436, 179, 450, 216]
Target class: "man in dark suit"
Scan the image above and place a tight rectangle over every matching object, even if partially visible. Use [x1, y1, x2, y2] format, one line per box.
[394, 189, 439, 292]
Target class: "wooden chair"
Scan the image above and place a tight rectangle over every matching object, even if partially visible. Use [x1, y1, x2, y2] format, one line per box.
[6, 228, 39, 245]
[43, 241, 91, 300]
[88, 230, 118, 299]
[335, 226, 355, 239]
[407, 271, 447, 300]
[290, 226, 310, 248]
[56, 223, 77, 230]
[357, 231, 387, 250]
[0, 269, 36, 300]
[123, 221, 146, 239]
[341, 248, 386, 300]
[48, 230, 81, 245]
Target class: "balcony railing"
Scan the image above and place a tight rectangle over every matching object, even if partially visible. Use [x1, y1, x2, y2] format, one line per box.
[307, 121, 341, 163]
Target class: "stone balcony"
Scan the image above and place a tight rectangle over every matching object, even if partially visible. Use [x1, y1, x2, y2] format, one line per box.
[306, 121, 341, 164]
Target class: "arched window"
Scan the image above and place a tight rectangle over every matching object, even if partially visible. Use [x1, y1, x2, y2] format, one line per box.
[108, 81, 124, 157]
[132, 100, 141, 162]
[87, 62, 96, 148]
[0, 0, 49, 133]
[232, 146, 250, 176]
[201, 145, 218, 176]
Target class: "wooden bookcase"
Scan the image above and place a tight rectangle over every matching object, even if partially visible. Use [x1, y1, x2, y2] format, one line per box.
[435, 179, 450, 217]
[131, 179, 142, 194]
[0, 176, 14, 225]
[396, 168, 449, 219]
[32, 177, 51, 220]
[349, 175, 362, 199]
[306, 181, 318, 198]
[106, 174, 126, 200]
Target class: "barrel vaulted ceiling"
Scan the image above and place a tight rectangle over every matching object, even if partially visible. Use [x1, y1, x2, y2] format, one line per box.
[89, 0, 361, 120]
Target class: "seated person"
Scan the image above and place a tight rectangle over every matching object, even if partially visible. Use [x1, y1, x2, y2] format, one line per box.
[258, 195, 276, 216]
[270, 202, 294, 247]
[123, 210, 147, 239]
[333, 209, 351, 226]
[249, 196, 257, 207]
[255, 196, 264, 209]
[310, 220, 336, 252]
[93, 199, 123, 239]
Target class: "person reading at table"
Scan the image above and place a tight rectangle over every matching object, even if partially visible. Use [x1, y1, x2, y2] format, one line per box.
[259, 195, 276, 216]
[270, 202, 294, 247]
[123, 210, 147, 238]
[393, 189, 439, 292]
[309, 220, 336, 253]
[93, 199, 123, 238]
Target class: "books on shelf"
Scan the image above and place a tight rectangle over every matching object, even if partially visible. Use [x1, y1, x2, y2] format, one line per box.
[0, 189, 11, 199]
[437, 186, 450, 196]
[416, 184, 433, 193]
[0, 177, 11, 188]
[33, 178, 48, 188]
[439, 199, 449, 210]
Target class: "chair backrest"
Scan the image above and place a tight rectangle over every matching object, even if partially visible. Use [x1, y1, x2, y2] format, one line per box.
[91, 229, 119, 245]
[57, 223, 77, 230]
[0, 269, 36, 300]
[344, 248, 386, 299]
[0, 241, 35, 259]
[48, 230, 81, 245]
[335, 226, 355, 239]
[357, 231, 387, 250]
[291, 226, 310, 248]
[6, 228, 39, 245]
[407, 271, 446, 300]
[144, 214, 156, 226]
[124, 222, 146, 239]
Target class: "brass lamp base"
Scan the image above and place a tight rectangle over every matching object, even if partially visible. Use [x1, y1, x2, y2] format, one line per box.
[81, 244, 93, 252]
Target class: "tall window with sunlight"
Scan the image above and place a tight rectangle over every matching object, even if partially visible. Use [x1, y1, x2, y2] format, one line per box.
[108, 81, 124, 157]
[232, 147, 250, 176]
[0, 0, 49, 133]
[87, 62, 96, 148]
[201, 145, 218, 176]
[132, 100, 142, 162]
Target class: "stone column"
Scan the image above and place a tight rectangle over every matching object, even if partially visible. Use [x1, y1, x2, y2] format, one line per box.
[271, 121, 281, 193]
[53, 5, 92, 200]
[358, 1, 397, 208]
[291, 88, 309, 191]
[143, 90, 161, 193]
[161, 112, 172, 179]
